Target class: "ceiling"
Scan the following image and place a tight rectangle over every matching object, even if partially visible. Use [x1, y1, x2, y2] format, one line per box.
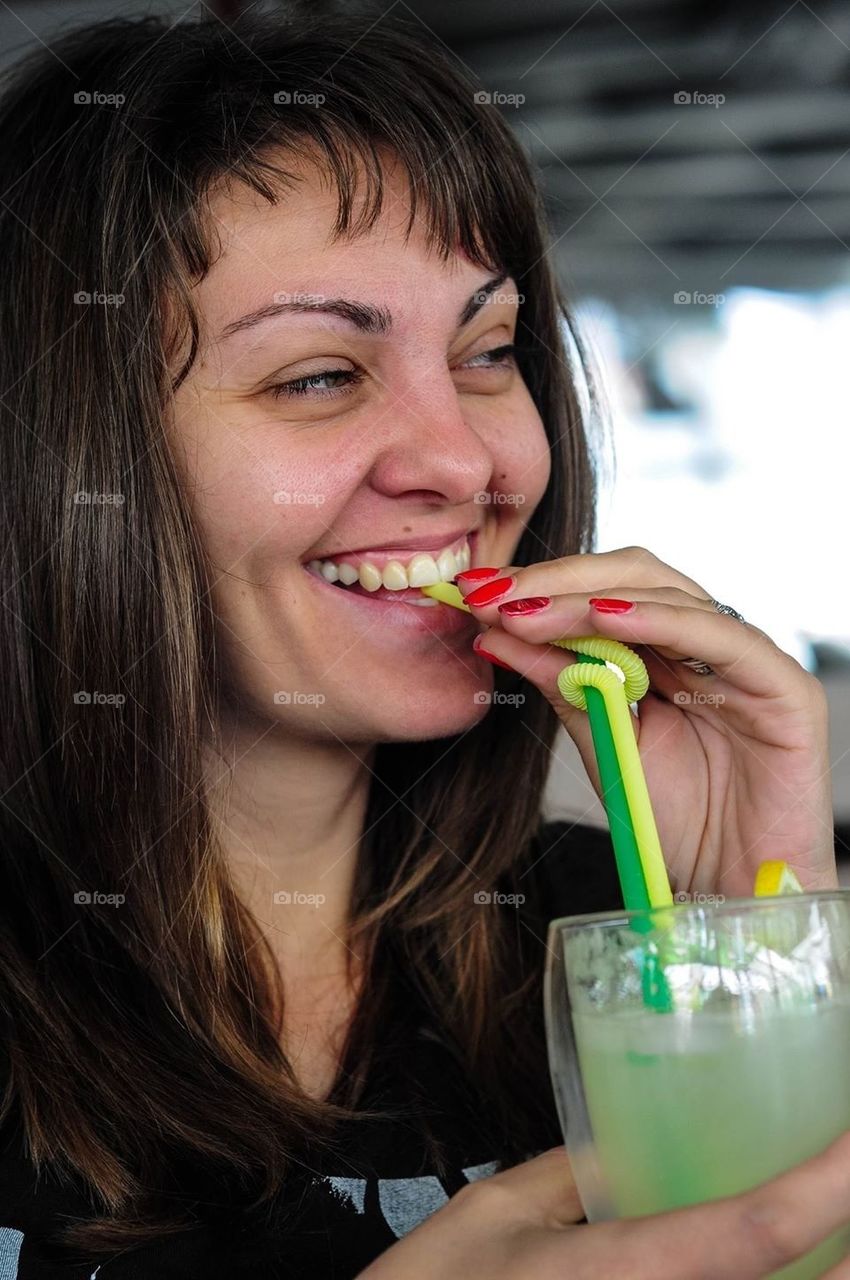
[3, 0, 850, 303]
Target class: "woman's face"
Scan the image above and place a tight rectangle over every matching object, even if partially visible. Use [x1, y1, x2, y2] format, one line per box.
[169, 151, 551, 742]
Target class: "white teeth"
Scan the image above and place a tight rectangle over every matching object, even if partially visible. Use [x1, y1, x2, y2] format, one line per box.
[381, 560, 409, 591]
[436, 548, 458, 581]
[306, 534, 474, 592]
[358, 562, 383, 592]
[337, 562, 360, 585]
[405, 554, 441, 587]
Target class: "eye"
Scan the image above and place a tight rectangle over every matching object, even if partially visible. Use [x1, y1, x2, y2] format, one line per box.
[459, 343, 517, 369]
[266, 368, 365, 399]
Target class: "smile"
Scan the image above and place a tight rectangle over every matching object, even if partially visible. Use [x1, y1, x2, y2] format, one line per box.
[304, 532, 473, 597]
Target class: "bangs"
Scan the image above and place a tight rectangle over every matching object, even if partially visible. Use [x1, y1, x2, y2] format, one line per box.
[158, 15, 538, 387]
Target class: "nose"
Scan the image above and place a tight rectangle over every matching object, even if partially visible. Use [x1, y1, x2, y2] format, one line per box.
[365, 372, 495, 505]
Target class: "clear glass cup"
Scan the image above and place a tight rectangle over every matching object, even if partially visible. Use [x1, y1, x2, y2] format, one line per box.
[544, 891, 850, 1280]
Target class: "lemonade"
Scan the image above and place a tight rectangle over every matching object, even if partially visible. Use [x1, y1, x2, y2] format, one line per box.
[572, 1001, 850, 1280]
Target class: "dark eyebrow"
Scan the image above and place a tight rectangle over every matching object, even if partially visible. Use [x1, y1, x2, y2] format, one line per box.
[217, 272, 509, 343]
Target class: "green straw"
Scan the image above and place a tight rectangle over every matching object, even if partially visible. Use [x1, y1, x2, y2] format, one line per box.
[419, 580, 674, 1012]
[576, 654, 650, 912]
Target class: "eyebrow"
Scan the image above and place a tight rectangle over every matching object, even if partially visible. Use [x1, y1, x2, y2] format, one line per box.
[217, 272, 509, 343]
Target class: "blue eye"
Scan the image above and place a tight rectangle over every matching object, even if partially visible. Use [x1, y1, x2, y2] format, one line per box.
[267, 368, 364, 399]
[463, 343, 517, 367]
[265, 344, 516, 401]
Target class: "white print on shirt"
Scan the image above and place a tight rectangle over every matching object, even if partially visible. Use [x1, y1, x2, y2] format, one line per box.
[0, 1162, 503, 1275]
[322, 1161, 500, 1238]
[0, 1227, 23, 1279]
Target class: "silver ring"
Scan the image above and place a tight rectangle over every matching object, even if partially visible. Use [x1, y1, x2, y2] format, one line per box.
[709, 599, 746, 625]
[679, 600, 746, 676]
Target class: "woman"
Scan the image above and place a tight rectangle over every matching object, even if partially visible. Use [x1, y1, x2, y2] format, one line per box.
[0, 10, 843, 1279]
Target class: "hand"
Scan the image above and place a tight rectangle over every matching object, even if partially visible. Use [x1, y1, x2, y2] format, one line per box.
[458, 547, 835, 897]
[357, 1135, 850, 1280]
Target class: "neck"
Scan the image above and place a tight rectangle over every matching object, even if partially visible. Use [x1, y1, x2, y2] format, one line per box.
[204, 713, 374, 982]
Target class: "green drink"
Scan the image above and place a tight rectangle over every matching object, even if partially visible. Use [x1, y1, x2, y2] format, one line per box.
[545, 893, 850, 1280]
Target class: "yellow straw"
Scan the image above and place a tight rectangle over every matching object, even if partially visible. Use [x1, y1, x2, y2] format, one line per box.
[420, 580, 673, 908]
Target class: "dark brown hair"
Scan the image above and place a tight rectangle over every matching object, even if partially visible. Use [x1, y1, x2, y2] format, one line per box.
[0, 6, 602, 1258]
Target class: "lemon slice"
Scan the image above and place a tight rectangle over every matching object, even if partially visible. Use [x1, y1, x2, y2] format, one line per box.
[753, 859, 804, 897]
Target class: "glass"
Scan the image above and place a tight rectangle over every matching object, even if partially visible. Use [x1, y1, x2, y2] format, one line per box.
[544, 892, 850, 1280]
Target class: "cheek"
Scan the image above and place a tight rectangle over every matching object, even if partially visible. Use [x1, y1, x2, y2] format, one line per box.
[483, 401, 551, 508]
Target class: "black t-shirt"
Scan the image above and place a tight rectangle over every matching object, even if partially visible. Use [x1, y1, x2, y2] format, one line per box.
[0, 820, 622, 1279]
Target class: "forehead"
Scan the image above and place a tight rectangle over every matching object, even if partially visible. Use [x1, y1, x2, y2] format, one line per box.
[196, 150, 492, 333]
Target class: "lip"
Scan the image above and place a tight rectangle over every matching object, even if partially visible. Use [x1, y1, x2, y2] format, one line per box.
[301, 525, 479, 568]
[301, 563, 479, 637]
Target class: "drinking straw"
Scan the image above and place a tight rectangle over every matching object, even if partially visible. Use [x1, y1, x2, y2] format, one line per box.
[420, 581, 673, 910]
[420, 581, 675, 1013]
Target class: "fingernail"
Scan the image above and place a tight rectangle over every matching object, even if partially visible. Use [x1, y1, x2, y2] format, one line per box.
[589, 597, 635, 614]
[455, 567, 502, 587]
[498, 596, 552, 617]
[472, 633, 516, 671]
[464, 575, 517, 607]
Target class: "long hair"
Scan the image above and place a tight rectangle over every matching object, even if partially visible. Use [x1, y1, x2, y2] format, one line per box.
[0, 7, 603, 1256]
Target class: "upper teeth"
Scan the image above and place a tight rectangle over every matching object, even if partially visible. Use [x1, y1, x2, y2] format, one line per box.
[306, 537, 472, 592]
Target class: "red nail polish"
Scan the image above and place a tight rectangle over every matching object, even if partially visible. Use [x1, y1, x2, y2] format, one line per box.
[498, 596, 552, 617]
[456, 567, 501, 584]
[464, 575, 516, 607]
[472, 634, 516, 671]
[589, 597, 635, 614]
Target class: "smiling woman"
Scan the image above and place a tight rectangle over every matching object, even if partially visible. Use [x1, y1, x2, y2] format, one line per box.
[0, 8, 611, 1280]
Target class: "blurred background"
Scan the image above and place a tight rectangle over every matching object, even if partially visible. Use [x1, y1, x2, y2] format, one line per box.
[2, 0, 847, 862]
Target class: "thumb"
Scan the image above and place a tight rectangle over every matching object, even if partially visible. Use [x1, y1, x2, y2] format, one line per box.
[482, 1145, 585, 1229]
[470, 623, 605, 794]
